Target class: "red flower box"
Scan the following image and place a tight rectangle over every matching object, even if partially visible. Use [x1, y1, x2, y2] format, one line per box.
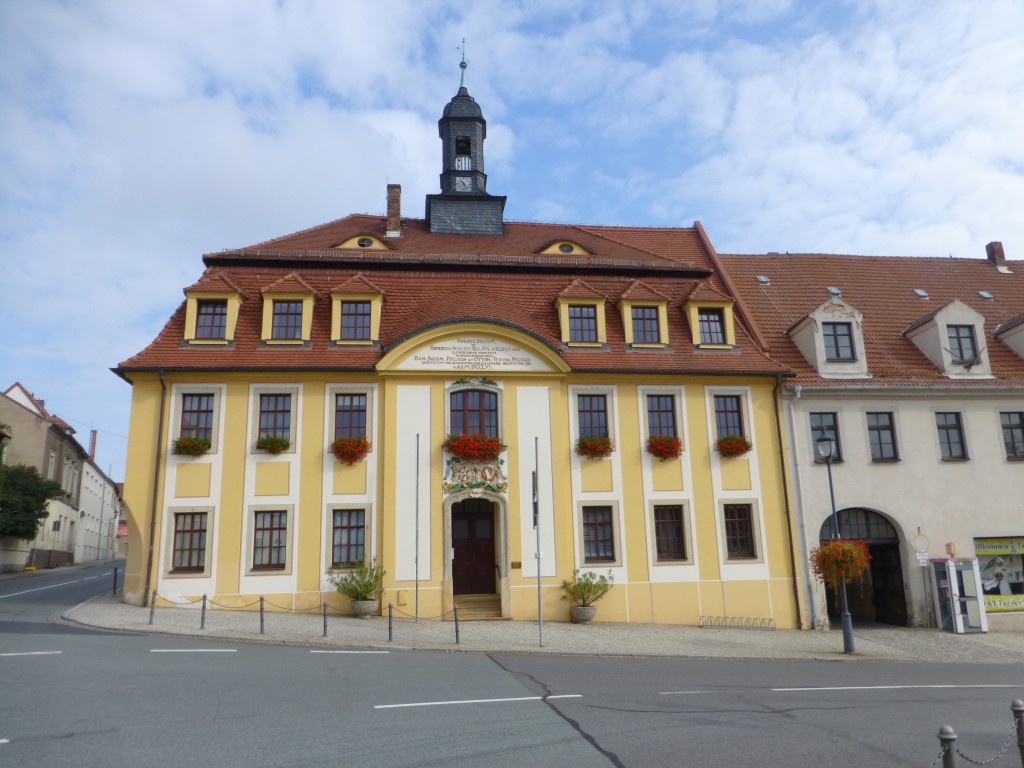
[331, 436, 372, 465]
[646, 435, 682, 460]
[576, 435, 614, 459]
[716, 435, 752, 458]
[443, 434, 503, 463]
[172, 437, 211, 456]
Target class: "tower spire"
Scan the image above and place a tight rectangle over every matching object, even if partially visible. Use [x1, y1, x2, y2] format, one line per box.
[459, 38, 468, 90]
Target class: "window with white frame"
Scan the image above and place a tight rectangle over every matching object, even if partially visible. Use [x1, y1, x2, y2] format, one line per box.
[252, 510, 288, 571]
[331, 508, 365, 567]
[810, 412, 842, 462]
[582, 505, 616, 563]
[713, 395, 744, 439]
[653, 504, 688, 562]
[723, 503, 757, 560]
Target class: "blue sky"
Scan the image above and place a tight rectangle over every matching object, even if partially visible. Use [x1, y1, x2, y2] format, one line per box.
[2, 0, 1023, 479]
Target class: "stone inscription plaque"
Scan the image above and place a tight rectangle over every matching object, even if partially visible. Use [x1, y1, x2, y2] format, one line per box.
[397, 336, 552, 371]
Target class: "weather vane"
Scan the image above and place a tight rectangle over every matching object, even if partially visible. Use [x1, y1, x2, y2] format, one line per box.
[459, 38, 468, 88]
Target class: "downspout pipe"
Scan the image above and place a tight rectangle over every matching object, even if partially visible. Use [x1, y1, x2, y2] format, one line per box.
[143, 369, 167, 607]
[774, 373, 805, 629]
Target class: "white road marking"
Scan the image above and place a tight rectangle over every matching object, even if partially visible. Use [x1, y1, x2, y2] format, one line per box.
[0, 651, 63, 657]
[310, 650, 389, 654]
[82, 576, 97, 581]
[0, 580, 80, 598]
[659, 690, 724, 695]
[150, 649, 237, 653]
[0, 738, 9, 744]
[375, 694, 582, 710]
[773, 684, 1022, 692]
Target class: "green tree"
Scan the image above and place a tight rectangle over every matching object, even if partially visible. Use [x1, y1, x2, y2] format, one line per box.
[0, 465, 63, 540]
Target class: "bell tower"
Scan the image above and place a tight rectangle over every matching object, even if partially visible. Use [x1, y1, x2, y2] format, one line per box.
[425, 48, 506, 235]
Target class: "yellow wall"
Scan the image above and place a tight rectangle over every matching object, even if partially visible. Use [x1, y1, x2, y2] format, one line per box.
[120, 364, 801, 628]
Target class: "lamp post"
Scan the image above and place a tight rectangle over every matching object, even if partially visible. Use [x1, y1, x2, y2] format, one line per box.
[815, 435, 855, 654]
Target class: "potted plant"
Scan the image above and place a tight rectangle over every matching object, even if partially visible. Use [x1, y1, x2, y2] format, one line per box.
[331, 435, 372, 465]
[809, 540, 872, 592]
[561, 568, 614, 624]
[576, 435, 614, 460]
[716, 434, 752, 458]
[646, 435, 682, 460]
[442, 433, 504, 463]
[256, 435, 290, 454]
[172, 437, 211, 456]
[329, 558, 386, 618]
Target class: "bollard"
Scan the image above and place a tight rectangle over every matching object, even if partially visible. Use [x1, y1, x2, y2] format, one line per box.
[200, 594, 207, 630]
[388, 603, 393, 642]
[148, 590, 157, 625]
[112, 567, 118, 595]
[938, 725, 958, 768]
[454, 606, 460, 645]
[323, 602, 327, 638]
[260, 596, 265, 634]
[1012, 699, 1024, 768]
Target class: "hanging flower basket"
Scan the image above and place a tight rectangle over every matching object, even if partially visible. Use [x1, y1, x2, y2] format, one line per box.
[576, 435, 614, 459]
[256, 435, 290, 454]
[809, 540, 872, 590]
[172, 437, 211, 456]
[646, 435, 682, 460]
[331, 436, 372, 465]
[443, 434, 504, 463]
[716, 435, 752, 458]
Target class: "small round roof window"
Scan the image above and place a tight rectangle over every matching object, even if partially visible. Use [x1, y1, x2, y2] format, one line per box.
[357, 238, 373, 248]
[558, 243, 574, 254]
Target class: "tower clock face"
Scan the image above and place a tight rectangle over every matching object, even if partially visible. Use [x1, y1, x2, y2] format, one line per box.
[455, 176, 473, 192]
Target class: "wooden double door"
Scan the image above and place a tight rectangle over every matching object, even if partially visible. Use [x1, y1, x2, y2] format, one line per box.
[452, 499, 497, 596]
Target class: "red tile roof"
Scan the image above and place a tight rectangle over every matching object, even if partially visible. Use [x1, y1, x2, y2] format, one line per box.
[116, 217, 787, 378]
[330, 273, 385, 295]
[718, 252, 1024, 387]
[619, 280, 671, 302]
[262, 271, 316, 295]
[184, 271, 242, 294]
[557, 278, 607, 300]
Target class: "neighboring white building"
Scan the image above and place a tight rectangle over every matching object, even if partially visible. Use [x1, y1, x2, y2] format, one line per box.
[1, 383, 123, 571]
[721, 243, 1024, 632]
[75, 459, 122, 563]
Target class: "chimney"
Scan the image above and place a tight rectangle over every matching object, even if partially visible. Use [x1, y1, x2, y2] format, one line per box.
[986, 241, 1010, 273]
[89, 429, 97, 460]
[386, 184, 401, 238]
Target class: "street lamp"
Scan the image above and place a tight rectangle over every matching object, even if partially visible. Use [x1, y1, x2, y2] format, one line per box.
[815, 435, 855, 654]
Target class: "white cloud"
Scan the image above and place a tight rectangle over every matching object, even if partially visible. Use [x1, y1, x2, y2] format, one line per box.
[1, 0, 1022, 476]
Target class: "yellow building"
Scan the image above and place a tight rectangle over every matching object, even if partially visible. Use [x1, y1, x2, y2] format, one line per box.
[115, 81, 804, 628]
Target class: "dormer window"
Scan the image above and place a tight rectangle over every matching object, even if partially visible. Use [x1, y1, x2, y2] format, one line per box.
[195, 300, 227, 340]
[259, 272, 316, 346]
[632, 306, 661, 343]
[902, 299, 992, 378]
[357, 238, 373, 248]
[788, 298, 869, 379]
[341, 301, 372, 341]
[698, 309, 726, 345]
[330, 274, 384, 346]
[823, 322, 855, 361]
[334, 235, 387, 250]
[947, 325, 977, 364]
[556, 280, 607, 347]
[618, 280, 670, 348]
[569, 306, 598, 343]
[182, 272, 244, 345]
[271, 301, 303, 340]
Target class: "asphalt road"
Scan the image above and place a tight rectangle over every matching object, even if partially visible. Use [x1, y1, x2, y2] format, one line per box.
[2, 565, 1023, 767]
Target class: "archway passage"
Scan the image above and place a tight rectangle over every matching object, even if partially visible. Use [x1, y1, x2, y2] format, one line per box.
[819, 508, 907, 627]
[452, 498, 496, 595]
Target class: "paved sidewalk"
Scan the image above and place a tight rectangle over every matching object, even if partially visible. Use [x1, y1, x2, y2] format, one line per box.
[63, 592, 1024, 664]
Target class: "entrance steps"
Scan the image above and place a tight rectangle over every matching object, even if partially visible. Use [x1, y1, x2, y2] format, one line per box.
[453, 594, 505, 621]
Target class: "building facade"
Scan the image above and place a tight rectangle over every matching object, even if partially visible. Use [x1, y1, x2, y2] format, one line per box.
[720, 247, 1024, 632]
[116, 83, 804, 627]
